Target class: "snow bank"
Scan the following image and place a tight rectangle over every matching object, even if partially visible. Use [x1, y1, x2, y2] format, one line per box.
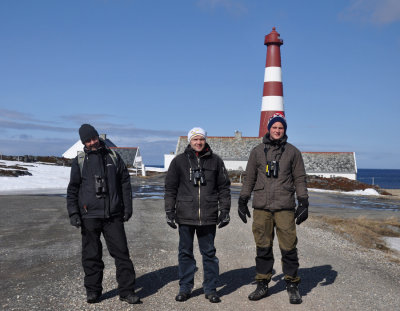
[0, 160, 70, 194]
[309, 188, 380, 196]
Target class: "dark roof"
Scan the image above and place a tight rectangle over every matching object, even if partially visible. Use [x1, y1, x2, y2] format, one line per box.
[175, 133, 356, 174]
[104, 139, 117, 148]
[302, 152, 356, 174]
[176, 134, 261, 161]
[110, 147, 138, 167]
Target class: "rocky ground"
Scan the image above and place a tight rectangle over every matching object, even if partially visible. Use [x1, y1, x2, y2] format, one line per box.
[1, 192, 400, 311]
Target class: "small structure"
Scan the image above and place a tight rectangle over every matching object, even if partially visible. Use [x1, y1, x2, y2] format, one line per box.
[173, 131, 261, 171]
[110, 147, 144, 175]
[63, 134, 143, 171]
[169, 132, 357, 180]
[62, 134, 116, 159]
[302, 152, 357, 180]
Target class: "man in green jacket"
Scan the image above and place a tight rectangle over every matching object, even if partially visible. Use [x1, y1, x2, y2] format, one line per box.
[238, 113, 308, 304]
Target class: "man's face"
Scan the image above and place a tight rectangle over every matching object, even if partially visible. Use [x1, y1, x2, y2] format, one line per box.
[84, 136, 100, 151]
[190, 135, 206, 152]
[269, 122, 285, 140]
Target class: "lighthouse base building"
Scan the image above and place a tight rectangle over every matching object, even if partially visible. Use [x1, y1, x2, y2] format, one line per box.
[166, 132, 357, 180]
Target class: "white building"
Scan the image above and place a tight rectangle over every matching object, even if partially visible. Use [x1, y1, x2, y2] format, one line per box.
[165, 131, 357, 180]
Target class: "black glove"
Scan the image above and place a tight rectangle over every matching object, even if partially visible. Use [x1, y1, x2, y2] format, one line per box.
[238, 196, 251, 223]
[217, 210, 230, 229]
[70, 214, 81, 228]
[123, 211, 132, 222]
[295, 197, 309, 225]
[166, 211, 177, 229]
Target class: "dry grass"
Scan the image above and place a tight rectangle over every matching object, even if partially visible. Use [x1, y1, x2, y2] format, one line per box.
[309, 216, 400, 262]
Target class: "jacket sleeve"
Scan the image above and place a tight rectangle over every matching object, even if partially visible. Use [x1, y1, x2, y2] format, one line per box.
[217, 157, 231, 212]
[240, 147, 258, 199]
[164, 158, 179, 213]
[118, 154, 133, 215]
[292, 148, 308, 200]
[66, 157, 81, 217]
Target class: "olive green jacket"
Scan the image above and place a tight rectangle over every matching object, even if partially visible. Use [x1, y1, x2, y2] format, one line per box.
[240, 134, 308, 211]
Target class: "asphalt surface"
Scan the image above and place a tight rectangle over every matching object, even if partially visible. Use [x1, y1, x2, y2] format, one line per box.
[1, 190, 400, 310]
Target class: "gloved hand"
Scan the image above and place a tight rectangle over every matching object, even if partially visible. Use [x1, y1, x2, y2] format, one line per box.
[166, 211, 177, 229]
[238, 196, 251, 223]
[217, 210, 230, 229]
[70, 214, 81, 228]
[123, 211, 132, 222]
[295, 197, 309, 225]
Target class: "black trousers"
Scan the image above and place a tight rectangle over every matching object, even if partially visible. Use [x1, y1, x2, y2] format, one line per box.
[81, 217, 136, 296]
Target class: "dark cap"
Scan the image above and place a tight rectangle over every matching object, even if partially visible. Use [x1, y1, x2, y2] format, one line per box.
[267, 113, 287, 132]
[79, 124, 99, 143]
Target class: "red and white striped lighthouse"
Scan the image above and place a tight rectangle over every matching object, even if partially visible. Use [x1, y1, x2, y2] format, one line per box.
[258, 27, 285, 137]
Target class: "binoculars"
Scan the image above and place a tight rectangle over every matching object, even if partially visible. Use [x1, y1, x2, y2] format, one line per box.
[95, 175, 107, 198]
[192, 168, 206, 186]
[266, 161, 279, 178]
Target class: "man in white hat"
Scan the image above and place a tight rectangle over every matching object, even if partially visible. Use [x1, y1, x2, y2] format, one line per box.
[164, 127, 231, 303]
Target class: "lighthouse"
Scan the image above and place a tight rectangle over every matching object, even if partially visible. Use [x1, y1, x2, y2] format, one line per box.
[259, 27, 284, 137]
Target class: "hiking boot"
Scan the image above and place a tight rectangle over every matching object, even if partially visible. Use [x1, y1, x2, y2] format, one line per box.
[248, 279, 269, 301]
[86, 292, 101, 303]
[175, 292, 190, 302]
[286, 282, 302, 304]
[119, 292, 141, 304]
[205, 291, 221, 303]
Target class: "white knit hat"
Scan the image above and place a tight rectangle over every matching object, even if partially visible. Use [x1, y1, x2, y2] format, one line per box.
[188, 127, 207, 141]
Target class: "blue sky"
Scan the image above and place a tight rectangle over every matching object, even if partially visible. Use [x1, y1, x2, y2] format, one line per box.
[1, 0, 399, 168]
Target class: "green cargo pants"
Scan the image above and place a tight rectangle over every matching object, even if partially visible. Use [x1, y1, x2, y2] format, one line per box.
[252, 209, 300, 283]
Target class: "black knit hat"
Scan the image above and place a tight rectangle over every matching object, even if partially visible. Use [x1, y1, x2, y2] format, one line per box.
[267, 113, 287, 132]
[79, 124, 99, 143]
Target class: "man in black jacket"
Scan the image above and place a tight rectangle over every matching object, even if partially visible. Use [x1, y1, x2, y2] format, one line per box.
[165, 127, 231, 303]
[67, 124, 140, 304]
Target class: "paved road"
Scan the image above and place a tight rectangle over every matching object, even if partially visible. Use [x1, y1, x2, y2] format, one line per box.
[1, 194, 399, 311]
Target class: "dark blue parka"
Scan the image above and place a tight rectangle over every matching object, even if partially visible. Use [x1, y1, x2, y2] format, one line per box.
[67, 141, 132, 219]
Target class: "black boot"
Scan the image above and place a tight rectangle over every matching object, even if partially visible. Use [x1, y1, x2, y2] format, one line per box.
[120, 291, 141, 304]
[286, 282, 302, 304]
[86, 292, 101, 303]
[248, 280, 269, 301]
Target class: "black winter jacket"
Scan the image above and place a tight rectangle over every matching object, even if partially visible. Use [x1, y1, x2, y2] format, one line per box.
[67, 141, 132, 219]
[164, 144, 231, 226]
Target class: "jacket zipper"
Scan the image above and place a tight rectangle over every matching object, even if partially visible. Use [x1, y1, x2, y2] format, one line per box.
[197, 157, 201, 225]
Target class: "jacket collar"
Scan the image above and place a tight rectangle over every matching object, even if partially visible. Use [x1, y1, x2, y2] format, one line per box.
[263, 133, 288, 146]
[184, 143, 212, 158]
[84, 139, 107, 155]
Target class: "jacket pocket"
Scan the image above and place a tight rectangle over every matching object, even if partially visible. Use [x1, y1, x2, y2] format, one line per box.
[176, 195, 195, 220]
[254, 182, 265, 191]
[204, 195, 219, 222]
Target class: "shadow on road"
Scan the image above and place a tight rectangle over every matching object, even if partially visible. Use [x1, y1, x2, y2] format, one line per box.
[101, 264, 337, 301]
[269, 264, 337, 297]
[100, 265, 179, 300]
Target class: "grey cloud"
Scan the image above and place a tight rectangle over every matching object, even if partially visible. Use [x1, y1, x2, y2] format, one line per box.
[0, 137, 76, 157]
[196, 0, 248, 16]
[0, 119, 74, 133]
[60, 113, 117, 125]
[0, 108, 44, 123]
[340, 0, 400, 25]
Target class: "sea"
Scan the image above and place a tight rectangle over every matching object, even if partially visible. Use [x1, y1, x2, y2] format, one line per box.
[357, 169, 400, 189]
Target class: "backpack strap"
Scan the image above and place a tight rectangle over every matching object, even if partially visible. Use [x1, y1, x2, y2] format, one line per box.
[77, 151, 86, 176]
[77, 147, 119, 177]
[108, 148, 118, 168]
